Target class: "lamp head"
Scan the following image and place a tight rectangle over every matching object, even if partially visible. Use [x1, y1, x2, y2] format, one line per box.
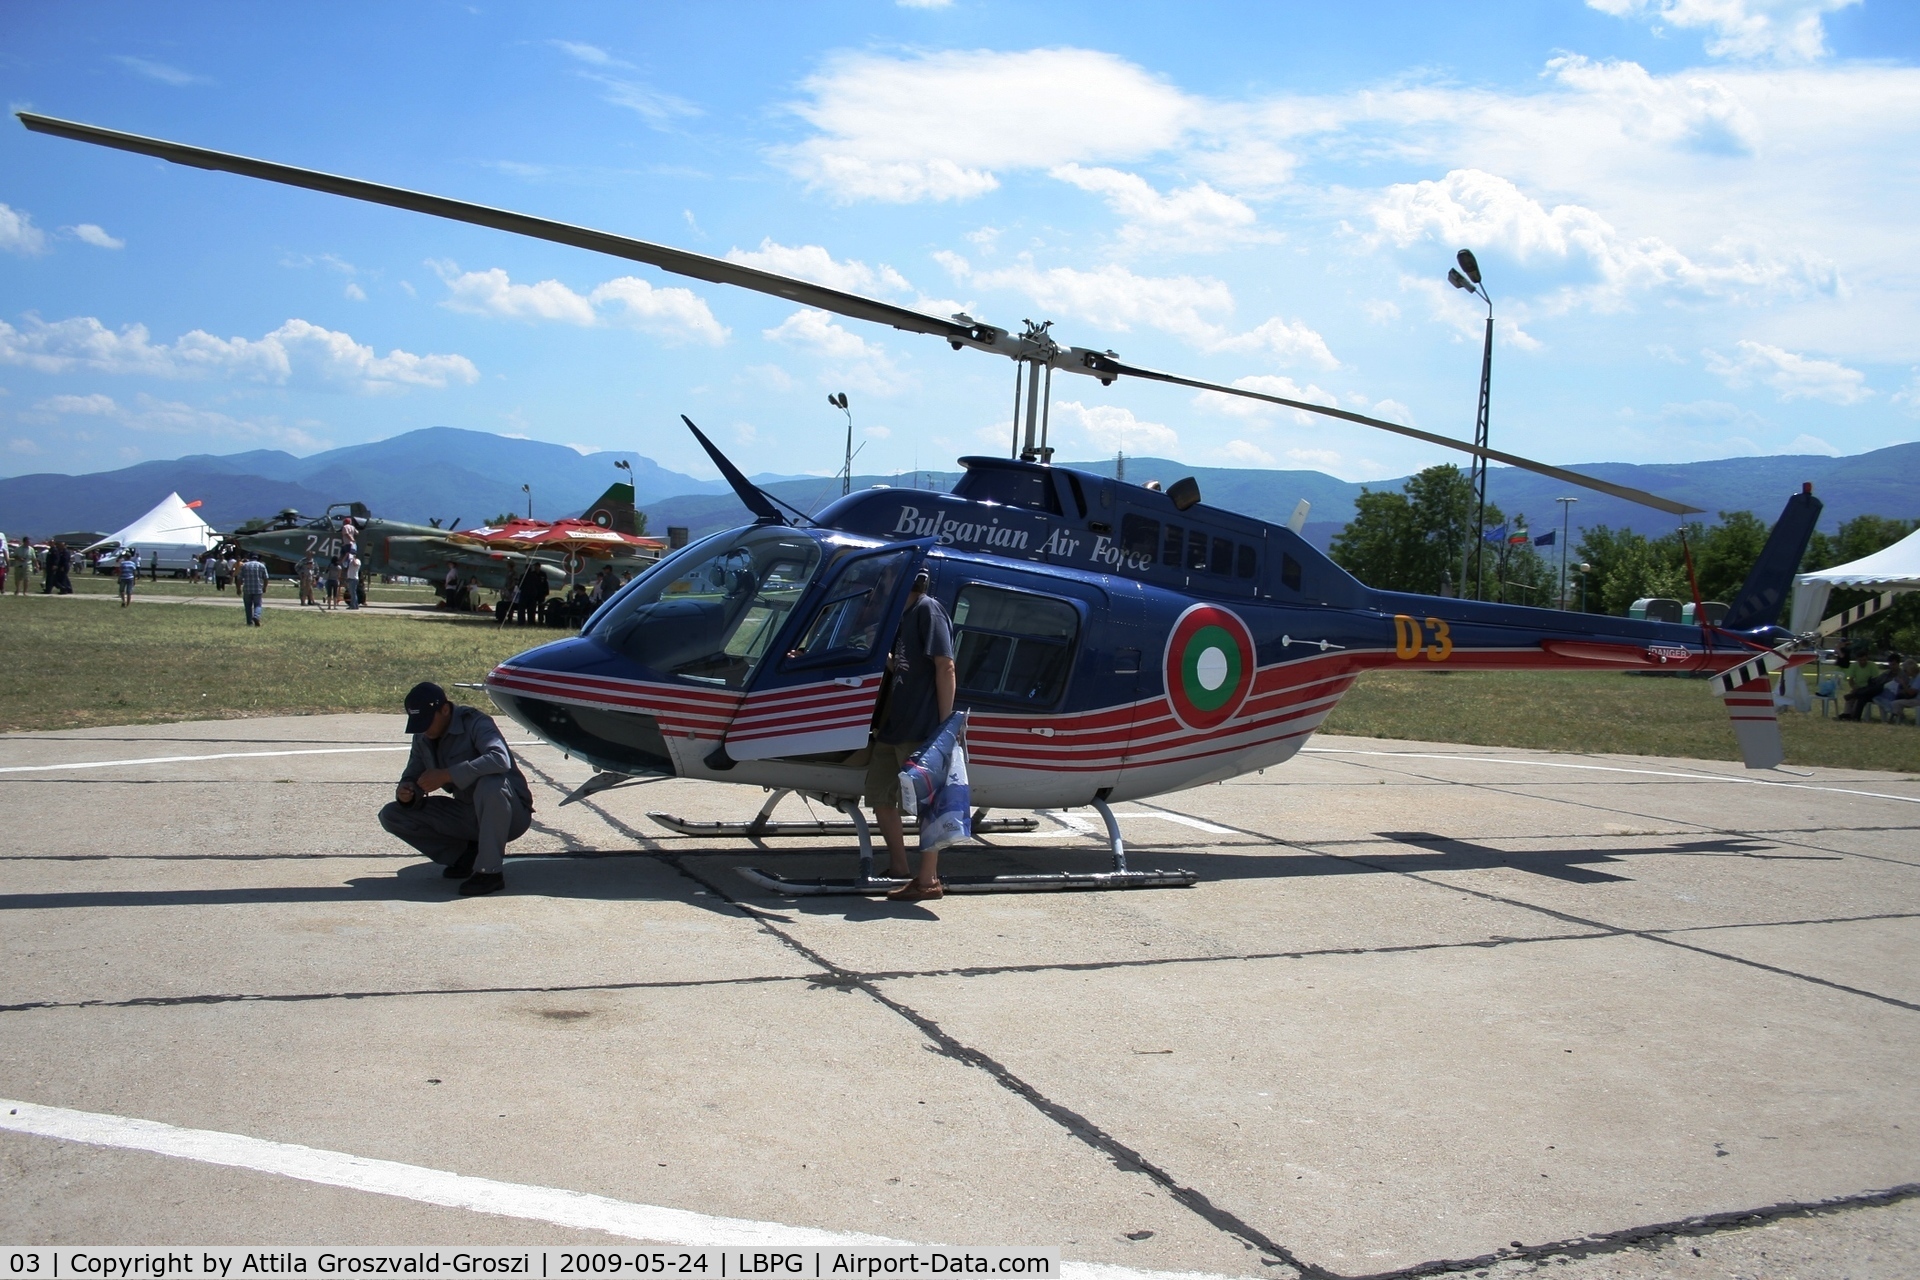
[1456, 249, 1482, 284]
[1447, 268, 1471, 291]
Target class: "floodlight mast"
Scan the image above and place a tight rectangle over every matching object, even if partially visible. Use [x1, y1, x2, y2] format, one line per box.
[1449, 249, 1493, 599]
[829, 392, 852, 496]
[13, 111, 1708, 519]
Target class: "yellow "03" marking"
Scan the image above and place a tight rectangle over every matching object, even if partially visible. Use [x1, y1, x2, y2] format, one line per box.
[1393, 614, 1454, 662]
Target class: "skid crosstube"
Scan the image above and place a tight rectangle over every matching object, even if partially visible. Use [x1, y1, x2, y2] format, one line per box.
[718, 792, 1194, 897]
[733, 867, 1197, 896]
[649, 813, 1039, 836]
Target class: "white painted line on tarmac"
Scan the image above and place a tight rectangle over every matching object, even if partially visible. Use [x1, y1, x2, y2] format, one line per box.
[0, 1096, 892, 1245]
[1032, 811, 1236, 839]
[0, 742, 545, 775]
[0, 747, 411, 774]
[0, 1098, 1234, 1280]
[1304, 747, 1920, 805]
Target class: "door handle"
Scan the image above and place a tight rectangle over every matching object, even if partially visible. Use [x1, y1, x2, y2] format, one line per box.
[833, 677, 866, 687]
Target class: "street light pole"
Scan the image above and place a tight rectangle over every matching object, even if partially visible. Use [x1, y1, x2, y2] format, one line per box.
[1448, 250, 1492, 600]
[1555, 496, 1578, 609]
[829, 392, 853, 497]
[521, 483, 532, 520]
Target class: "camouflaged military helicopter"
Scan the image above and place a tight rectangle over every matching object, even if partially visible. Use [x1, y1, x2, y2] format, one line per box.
[23, 111, 1848, 897]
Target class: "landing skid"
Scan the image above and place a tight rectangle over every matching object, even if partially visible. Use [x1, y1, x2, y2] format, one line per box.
[731, 795, 1196, 897]
[648, 789, 1038, 837]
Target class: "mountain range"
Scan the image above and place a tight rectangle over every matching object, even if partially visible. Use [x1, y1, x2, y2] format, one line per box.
[2, 427, 1911, 552]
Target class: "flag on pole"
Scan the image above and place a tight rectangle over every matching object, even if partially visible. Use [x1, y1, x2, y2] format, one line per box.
[1508, 529, 1530, 545]
[1482, 523, 1508, 543]
[1533, 530, 1556, 547]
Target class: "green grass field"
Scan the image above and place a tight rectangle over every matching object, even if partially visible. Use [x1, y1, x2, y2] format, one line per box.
[3, 593, 1915, 775]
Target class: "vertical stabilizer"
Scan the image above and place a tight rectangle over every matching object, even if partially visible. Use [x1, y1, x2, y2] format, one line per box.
[582, 481, 639, 534]
[1720, 676, 1784, 769]
[1723, 485, 1823, 632]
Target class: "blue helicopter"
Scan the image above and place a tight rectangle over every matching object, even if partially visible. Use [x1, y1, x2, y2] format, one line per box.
[18, 112, 1834, 895]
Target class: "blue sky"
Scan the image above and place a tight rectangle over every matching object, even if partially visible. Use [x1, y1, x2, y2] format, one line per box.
[2, 0, 1917, 484]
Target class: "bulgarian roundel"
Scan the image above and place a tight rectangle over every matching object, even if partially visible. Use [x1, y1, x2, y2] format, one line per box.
[1163, 604, 1257, 731]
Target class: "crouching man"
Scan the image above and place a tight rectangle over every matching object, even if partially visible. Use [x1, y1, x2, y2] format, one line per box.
[379, 682, 533, 896]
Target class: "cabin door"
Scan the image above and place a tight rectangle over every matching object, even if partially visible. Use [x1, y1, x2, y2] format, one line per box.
[722, 545, 925, 762]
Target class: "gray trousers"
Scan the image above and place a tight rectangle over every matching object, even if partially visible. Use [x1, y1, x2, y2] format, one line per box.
[378, 774, 531, 875]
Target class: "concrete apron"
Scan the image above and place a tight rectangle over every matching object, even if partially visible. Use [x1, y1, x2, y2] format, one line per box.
[2, 715, 1917, 1278]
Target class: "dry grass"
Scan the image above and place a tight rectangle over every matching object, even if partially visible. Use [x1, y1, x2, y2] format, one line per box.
[1325, 668, 1919, 776]
[6, 593, 1916, 775]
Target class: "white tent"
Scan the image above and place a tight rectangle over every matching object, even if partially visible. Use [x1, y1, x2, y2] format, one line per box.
[1789, 527, 1920, 634]
[83, 492, 219, 560]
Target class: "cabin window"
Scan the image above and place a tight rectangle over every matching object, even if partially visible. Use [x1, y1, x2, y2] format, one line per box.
[1237, 545, 1258, 579]
[1281, 553, 1302, 592]
[1211, 536, 1234, 575]
[1186, 529, 1209, 572]
[593, 526, 821, 689]
[951, 584, 1079, 707]
[788, 550, 912, 663]
[1121, 514, 1160, 562]
[1162, 523, 1184, 567]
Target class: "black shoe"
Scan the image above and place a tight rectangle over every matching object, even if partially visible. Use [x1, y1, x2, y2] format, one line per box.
[443, 843, 479, 879]
[458, 872, 505, 897]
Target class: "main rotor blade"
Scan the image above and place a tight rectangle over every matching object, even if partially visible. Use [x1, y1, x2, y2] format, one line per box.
[1091, 357, 1704, 516]
[22, 112, 1704, 517]
[16, 112, 975, 345]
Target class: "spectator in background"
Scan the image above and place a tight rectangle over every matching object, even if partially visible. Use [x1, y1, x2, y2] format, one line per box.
[1841, 650, 1896, 721]
[298, 553, 317, 606]
[213, 553, 231, 593]
[11, 538, 31, 595]
[117, 546, 140, 607]
[344, 550, 362, 609]
[591, 563, 620, 607]
[518, 564, 549, 625]
[0, 534, 9, 595]
[1877, 659, 1919, 724]
[496, 564, 519, 628]
[42, 540, 73, 594]
[238, 550, 269, 626]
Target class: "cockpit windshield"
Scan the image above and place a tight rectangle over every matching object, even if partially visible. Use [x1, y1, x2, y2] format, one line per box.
[586, 527, 822, 689]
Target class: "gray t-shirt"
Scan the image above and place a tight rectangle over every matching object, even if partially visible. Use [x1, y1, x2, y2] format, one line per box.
[879, 594, 954, 746]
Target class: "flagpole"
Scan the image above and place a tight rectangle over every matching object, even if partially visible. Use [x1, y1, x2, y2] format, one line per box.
[1555, 496, 1577, 610]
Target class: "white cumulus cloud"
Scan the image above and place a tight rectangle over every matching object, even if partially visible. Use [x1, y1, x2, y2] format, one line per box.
[937, 252, 1336, 366]
[0, 314, 478, 393]
[1702, 339, 1869, 403]
[723, 241, 912, 296]
[1371, 168, 1835, 311]
[431, 262, 728, 344]
[0, 204, 48, 256]
[780, 48, 1198, 202]
[1053, 400, 1179, 455]
[1049, 164, 1264, 251]
[1587, 0, 1860, 62]
[29, 392, 327, 449]
[69, 223, 124, 250]
[764, 309, 909, 395]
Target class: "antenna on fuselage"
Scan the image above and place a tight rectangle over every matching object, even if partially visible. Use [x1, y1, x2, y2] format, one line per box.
[680, 415, 798, 526]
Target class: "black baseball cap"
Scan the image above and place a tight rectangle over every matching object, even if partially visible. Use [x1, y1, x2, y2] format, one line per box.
[403, 681, 449, 734]
[911, 568, 931, 591]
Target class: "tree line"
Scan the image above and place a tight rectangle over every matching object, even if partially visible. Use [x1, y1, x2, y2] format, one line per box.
[1329, 464, 1917, 649]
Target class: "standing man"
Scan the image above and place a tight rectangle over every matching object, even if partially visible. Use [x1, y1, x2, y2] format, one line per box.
[866, 568, 956, 902]
[343, 549, 362, 609]
[237, 550, 269, 626]
[298, 553, 317, 606]
[9, 538, 29, 595]
[0, 534, 9, 595]
[378, 682, 533, 897]
[117, 547, 140, 607]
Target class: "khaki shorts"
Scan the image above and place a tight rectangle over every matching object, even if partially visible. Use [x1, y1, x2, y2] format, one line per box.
[863, 740, 917, 810]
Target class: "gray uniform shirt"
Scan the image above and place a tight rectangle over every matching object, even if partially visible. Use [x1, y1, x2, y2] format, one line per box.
[401, 705, 533, 808]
